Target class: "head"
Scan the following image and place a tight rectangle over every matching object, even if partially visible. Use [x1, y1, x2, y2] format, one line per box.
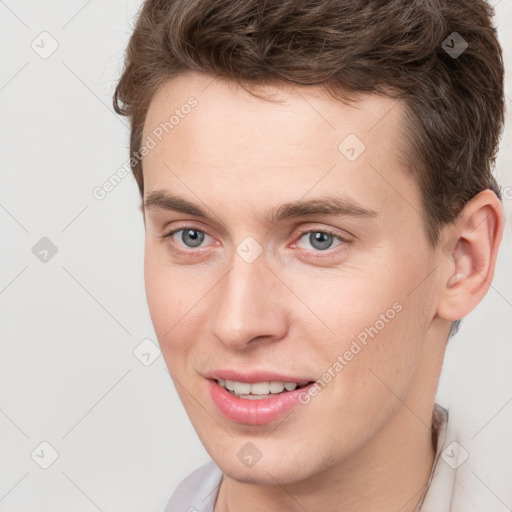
[113, 0, 504, 485]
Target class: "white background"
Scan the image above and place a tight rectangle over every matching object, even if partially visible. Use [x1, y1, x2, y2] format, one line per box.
[1, 1, 511, 511]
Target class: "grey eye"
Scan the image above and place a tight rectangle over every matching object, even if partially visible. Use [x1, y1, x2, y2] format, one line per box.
[180, 228, 206, 248]
[302, 231, 337, 251]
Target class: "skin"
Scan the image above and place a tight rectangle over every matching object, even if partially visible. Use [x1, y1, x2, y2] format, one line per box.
[141, 71, 503, 512]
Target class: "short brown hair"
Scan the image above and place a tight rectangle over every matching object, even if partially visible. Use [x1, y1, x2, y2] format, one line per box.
[113, 0, 504, 248]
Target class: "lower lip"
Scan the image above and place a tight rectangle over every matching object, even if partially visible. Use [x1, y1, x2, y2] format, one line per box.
[206, 379, 314, 425]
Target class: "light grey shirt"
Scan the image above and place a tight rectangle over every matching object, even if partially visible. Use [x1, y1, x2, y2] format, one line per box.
[164, 403, 473, 512]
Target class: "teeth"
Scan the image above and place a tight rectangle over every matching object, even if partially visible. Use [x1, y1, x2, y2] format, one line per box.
[269, 381, 285, 393]
[249, 382, 271, 395]
[217, 379, 302, 397]
[234, 382, 251, 394]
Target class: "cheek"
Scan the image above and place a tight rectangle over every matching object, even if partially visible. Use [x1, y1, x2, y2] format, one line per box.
[144, 248, 169, 335]
[281, 262, 402, 346]
[283, 256, 429, 391]
[143, 244, 214, 368]
[144, 246, 185, 355]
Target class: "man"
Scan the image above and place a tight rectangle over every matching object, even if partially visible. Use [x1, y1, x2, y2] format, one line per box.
[113, 0, 506, 510]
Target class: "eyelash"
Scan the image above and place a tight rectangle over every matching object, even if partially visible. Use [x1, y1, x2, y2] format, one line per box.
[161, 225, 350, 258]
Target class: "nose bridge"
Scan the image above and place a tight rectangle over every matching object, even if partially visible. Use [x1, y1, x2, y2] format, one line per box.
[211, 248, 286, 349]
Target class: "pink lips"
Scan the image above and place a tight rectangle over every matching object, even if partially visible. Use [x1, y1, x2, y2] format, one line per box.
[206, 378, 315, 425]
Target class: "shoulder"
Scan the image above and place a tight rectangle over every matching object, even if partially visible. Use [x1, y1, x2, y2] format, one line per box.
[163, 460, 223, 512]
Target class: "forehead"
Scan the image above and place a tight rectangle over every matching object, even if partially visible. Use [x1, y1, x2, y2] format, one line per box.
[143, 72, 405, 155]
[141, 72, 419, 229]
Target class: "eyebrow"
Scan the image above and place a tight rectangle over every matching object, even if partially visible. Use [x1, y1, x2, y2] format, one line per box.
[144, 190, 378, 224]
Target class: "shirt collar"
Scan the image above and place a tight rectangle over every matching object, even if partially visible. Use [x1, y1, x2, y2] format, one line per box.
[414, 402, 454, 511]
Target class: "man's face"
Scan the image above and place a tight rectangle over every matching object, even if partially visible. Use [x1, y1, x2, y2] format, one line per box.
[142, 72, 442, 484]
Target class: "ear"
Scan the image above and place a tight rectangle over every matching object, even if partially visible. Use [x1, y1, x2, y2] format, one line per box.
[436, 189, 504, 322]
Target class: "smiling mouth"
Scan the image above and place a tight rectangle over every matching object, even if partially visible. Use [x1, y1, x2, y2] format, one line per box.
[216, 378, 314, 400]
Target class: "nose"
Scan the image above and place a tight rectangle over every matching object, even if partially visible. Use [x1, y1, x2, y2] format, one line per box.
[211, 249, 289, 350]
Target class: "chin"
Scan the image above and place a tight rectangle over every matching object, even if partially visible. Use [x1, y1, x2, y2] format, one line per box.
[223, 464, 306, 486]
[210, 447, 323, 486]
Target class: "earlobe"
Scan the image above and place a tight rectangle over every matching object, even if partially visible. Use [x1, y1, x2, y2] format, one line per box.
[437, 190, 504, 322]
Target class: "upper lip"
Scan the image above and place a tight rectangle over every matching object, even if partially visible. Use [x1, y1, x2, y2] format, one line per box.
[204, 369, 314, 386]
